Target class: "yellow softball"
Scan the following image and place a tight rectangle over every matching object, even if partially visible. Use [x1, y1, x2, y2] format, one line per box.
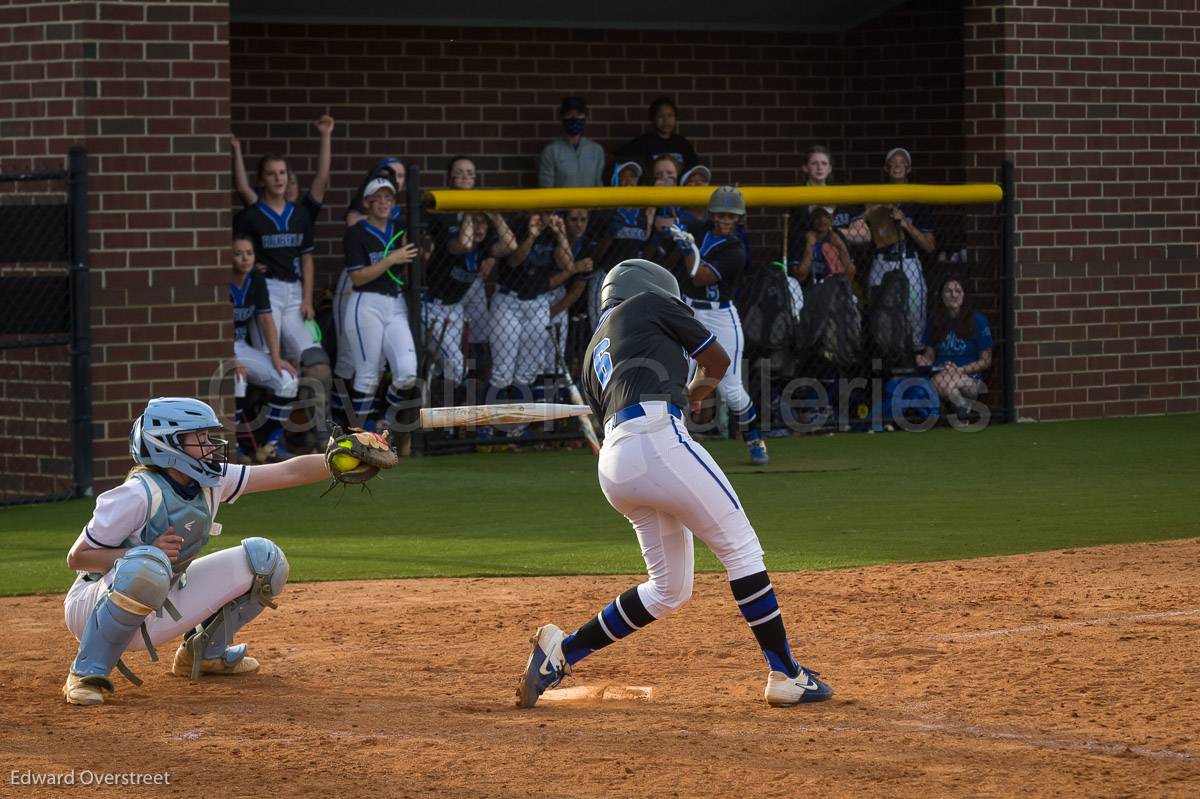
[331, 451, 360, 472]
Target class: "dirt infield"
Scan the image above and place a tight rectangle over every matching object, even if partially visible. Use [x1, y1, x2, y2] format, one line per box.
[4, 539, 1199, 798]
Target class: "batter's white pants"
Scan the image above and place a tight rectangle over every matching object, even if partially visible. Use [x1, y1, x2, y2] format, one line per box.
[421, 298, 467, 385]
[868, 255, 927, 351]
[345, 290, 417, 395]
[64, 548, 268, 650]
[263, 277, 319, 361]
[598, 402, 766, 619]
[333, 269, 355, 380]
[489, 290, 550, 388]
[462, 277, 490, 344]
[234, 340, 298, 398]
[689, 302, 755, 420]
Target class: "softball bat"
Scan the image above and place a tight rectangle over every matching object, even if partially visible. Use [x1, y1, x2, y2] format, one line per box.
[419, 403, 592, 429]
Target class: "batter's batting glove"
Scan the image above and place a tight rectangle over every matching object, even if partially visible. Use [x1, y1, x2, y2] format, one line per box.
[668, 224, 695, 249]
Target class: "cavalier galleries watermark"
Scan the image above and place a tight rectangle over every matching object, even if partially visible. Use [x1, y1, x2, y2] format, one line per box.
[10, 769, 171, 787]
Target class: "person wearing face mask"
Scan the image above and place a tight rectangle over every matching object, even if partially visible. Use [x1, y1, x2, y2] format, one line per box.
[537, 96, 606, 189]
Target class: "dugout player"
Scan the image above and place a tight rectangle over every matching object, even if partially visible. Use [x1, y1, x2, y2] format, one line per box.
[487, 212, 591, 418]
[230, 233, 298, 461]
[670, 186, 768, 465]
[516, 259, 832, 708]
[232, 144, 334, 447]
[544, 208, 595, 375]
[62, 398, 336, 706]
[341, 177, 420, 429]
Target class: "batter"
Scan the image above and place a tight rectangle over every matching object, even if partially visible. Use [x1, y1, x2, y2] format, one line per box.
[516, 259, 833, 708]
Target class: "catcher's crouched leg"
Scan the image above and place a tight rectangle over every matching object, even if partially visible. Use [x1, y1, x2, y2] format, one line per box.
[65, 546, 173, 706]
[172, 537, 289, 680]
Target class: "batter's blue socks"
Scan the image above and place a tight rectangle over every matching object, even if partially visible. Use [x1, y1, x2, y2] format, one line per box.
[730, 571, 800, 679]
[561, 586, 656, 666]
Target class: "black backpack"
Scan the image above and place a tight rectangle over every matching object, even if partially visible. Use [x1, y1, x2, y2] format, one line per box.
[736, 264, 795, 362]
[868, 269, 915, 371]
[794, 275, 862, 373]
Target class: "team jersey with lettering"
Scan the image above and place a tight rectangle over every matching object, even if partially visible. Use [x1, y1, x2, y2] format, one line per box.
[581, 292, 715, 424]
[343, 219, 403, 297]
[497, 222, 561, 300]
[229, 270, 271, 345]
[425, 213, 498, 305]
[676, 221, 746, 304]
[234, 199, 317, 282]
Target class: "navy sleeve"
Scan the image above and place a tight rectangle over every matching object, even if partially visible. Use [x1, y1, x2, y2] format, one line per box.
[912, 203, 934, 233]
[302, 191, 322, 219]
[251, 272, 271, 313]
[299, 208, 316, 255]
[343, 227, 368, 270]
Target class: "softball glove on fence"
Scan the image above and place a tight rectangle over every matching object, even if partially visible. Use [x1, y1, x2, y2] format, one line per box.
[324, 426, 399, 485]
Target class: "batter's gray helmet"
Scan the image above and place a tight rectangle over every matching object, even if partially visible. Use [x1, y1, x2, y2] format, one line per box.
[600, 259, 682, 308]
[707, 185, 746, 215]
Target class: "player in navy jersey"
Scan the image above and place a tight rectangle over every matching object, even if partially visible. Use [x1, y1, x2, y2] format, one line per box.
[341, 178, 420, 431]
[229, 233, 297, 462]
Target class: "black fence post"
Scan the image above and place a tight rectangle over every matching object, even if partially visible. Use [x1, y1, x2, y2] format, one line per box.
[406, 164, 425, 454]
[1001, 158, 1016, 424]
[67, 146, 93, 497]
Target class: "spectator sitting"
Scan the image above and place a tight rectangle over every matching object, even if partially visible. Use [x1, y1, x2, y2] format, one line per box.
[917, 276, 993, 421]
[613, 96, 700, 175]
[538, 96, 605, 188]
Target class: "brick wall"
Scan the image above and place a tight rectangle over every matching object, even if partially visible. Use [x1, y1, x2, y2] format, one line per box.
[229, 22, 849, 284]
[0, 0, 232, 493]
[965, 0, 1200, 421]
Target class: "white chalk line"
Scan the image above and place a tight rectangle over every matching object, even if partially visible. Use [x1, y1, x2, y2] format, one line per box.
[927, 608, 1200, 643]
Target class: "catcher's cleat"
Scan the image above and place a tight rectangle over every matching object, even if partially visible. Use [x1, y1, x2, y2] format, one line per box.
[765, 668, 833, 706]
[171, 642, 260, 678]
[516, 624, 569, 708]
[63, 672, 112, 706]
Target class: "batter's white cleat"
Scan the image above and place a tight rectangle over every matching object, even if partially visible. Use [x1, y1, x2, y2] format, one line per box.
[171, 642, 260, 678]
[515, 624, 569, 708]
[765, 668, 833, 706]
[63, 672, 112, 706]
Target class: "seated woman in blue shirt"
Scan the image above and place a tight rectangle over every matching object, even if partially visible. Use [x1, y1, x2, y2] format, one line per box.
[918, 276, 993, 419]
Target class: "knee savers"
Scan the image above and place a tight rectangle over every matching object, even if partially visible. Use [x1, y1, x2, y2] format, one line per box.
[242, 536, 289, 608]
[110, 546, 173, 614]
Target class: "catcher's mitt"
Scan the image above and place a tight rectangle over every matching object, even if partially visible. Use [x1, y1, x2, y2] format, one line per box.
[324, 426, 398, 485]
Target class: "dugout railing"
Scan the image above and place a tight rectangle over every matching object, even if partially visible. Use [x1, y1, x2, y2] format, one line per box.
[0, 148, 92, 505]
[402, 170, 1014, 454]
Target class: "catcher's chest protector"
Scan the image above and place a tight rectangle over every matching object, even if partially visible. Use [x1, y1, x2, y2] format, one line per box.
[135, 471, 217, 575]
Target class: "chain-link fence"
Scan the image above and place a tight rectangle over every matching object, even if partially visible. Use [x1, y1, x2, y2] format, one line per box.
[337, 169, 1011, 454]
[0, 148, 91, 504]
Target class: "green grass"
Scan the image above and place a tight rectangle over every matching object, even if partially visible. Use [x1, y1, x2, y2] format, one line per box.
[2, 415, 1197, 596]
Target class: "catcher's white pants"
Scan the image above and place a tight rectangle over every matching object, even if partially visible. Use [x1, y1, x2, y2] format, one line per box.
[263, 277, 318, 361]
[421, 298, 466, 385]
[64, 548, 265, 650]
[462, 278, 490, 344]
[689, 302, 754, 419]
[598, 402, 765, 620]
[489, 290, 550, 388]
[868, 255, 926, 350]
[345, 290, 417, 395]
[234, 340, 298, 398]
[333, 269, 355, 380]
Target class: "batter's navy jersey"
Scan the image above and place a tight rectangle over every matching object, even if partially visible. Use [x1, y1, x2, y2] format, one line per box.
[498, 223, 560, 300]
[229, 270, 271, 345]
[426, 213, 497, 305]
[234, 199, 317, 282]
[677, 222, 746, 304]
[581, 292, 715, 425]
[343, 219, 402, 297]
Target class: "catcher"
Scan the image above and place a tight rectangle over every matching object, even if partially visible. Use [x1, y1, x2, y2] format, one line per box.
[61, 397, 396, 706]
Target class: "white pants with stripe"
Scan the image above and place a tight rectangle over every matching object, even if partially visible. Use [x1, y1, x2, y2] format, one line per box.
[333, 269, 355, 380]
[421, 298, 467, 385]
[345, 290, 417, 395]
[64, 548, 266, 651]
[263, 277, 318, 361]
[690, 302, 754, 420]
[462, 277, 490, 344]
[598, 402, 765, 619]
[234, 340, 298, 398]
[489, 290, 550, 388]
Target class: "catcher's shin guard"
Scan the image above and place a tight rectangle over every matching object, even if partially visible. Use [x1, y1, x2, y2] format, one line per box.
[71, 546, 173, 687]
[179, 537, 288, 680]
